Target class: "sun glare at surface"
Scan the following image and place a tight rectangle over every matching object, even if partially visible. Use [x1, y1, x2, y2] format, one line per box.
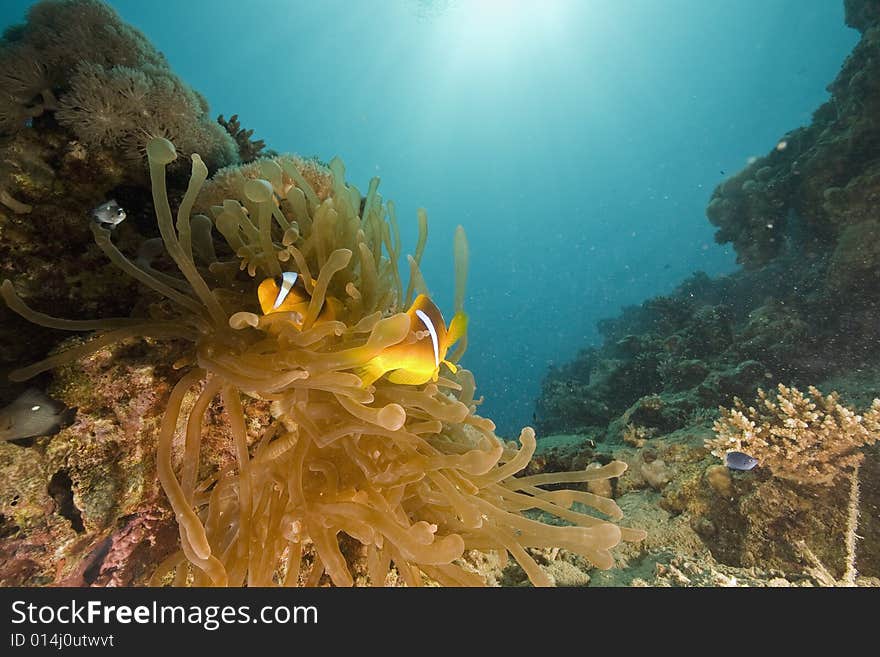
[437, 0, 573, 64]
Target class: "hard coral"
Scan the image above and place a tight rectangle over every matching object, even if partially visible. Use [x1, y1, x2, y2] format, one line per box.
[217, 114, 269, 164]
[3, 137, 644, 586]
[706, 384, 880, 486]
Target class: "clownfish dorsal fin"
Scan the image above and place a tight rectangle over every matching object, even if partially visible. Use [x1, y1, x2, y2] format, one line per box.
[273, 271, 299, 310]
[446, 311, 468, 346]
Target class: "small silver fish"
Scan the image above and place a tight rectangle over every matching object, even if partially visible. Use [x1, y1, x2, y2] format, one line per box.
[0, 388, 74, 442]
[724, 451, 759, 471]
[91, 199, 126, 228]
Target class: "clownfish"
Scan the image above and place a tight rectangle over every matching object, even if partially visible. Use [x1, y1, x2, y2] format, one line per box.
[356, 294, 468, 387]
[257, 271, 342, 328]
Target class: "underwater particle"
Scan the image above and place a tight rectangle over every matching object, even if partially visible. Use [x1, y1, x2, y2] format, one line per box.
[0, 388, 74, 442]
[90, 199, 126, 228]
[724, 451, 758, 471]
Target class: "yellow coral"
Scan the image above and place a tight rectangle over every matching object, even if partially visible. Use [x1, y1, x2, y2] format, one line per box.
[3, 137, 644, 586]
[706, 384, 880, 486]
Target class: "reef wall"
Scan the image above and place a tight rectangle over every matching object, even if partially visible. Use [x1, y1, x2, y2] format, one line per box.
[534, 0, 880, 584]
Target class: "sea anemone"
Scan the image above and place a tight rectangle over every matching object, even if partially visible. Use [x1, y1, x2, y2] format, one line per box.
[2, 137, 644, 586]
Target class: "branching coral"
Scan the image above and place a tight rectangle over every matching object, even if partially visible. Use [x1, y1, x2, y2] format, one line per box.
[2, 137, 644, 586]
[706, 384, 880, 486]
[217, 114, 269, 163]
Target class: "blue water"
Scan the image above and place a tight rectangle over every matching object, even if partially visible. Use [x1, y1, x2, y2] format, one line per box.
[1, 0, 859, 437]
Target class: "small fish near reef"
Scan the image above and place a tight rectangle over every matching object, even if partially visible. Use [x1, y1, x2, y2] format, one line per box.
[724, 451, 759, 471]
[0, 388, 75, 442]
[257, 271, 343, 329]
[90, 199, 126, 228]
[356, 294, 468, 386]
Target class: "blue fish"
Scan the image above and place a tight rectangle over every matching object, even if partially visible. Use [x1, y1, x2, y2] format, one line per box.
[724, 451, 758, 471]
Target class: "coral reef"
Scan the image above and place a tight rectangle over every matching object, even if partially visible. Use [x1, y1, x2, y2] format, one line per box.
[704, 1, 880, 273]
[532, 0, 880, 585]
[534, 0, 880, 436]
[1, 0, 237, 171]
[706, 384, 879, 486]
[511, 435, 880, 587]
[56, 62, 237, 170]
[0, 338, 184, 585]
[0, 1, 642, 588]
[5, 0, 880, 588]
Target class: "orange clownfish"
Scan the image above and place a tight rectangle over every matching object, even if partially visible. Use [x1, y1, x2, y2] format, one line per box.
[356, 294, 468, 387]
[257, 271, 342, 328]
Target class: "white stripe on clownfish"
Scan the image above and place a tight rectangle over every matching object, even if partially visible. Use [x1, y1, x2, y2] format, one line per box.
[415, 308, 440, 368]
[273, 271, 299, 310]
